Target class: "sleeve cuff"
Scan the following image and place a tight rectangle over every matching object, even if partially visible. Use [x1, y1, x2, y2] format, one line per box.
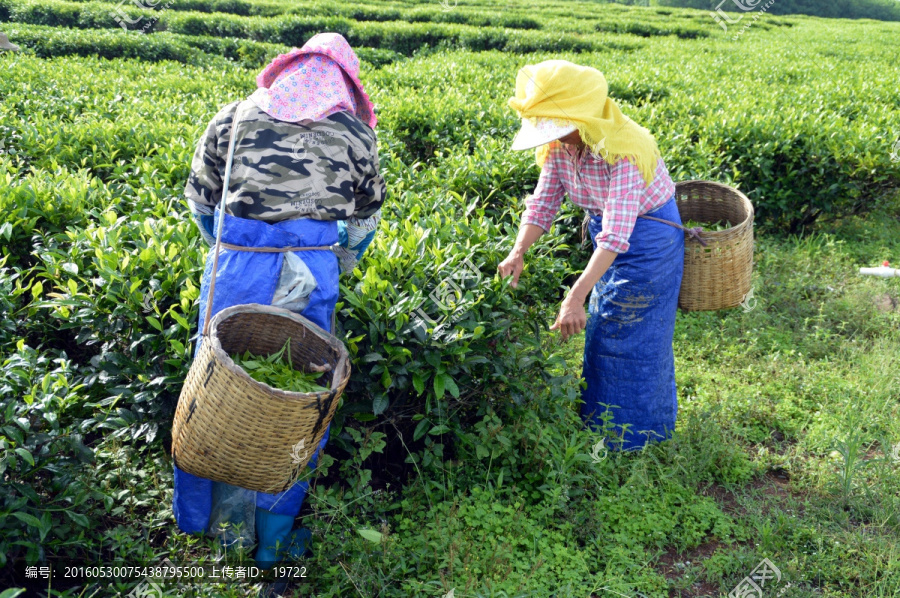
[192, 213, 216, 247]
[187, 198, 215, 216]
[594, 233, 630, 254]
[520, 211, 553, 232]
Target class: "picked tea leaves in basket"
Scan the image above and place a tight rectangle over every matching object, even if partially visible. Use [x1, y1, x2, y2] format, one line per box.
[231, 340, 330, 395]
[683, 219, 732, 232]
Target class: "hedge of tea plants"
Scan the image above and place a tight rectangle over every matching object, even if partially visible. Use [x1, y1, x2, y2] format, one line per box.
[0, 0, 630, 54]
[658, 0, 900, 20]
[2, 0, 900, 594]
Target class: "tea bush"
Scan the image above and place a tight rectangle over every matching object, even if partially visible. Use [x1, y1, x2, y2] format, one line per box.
[0, 342, 98, 566]
[658, 0, 900, 20]
[4, 23, 225, 65]
[4, 22, 402, 68]
[0, 0, 623, 55]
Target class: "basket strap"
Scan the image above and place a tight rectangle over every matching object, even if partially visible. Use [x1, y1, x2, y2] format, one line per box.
[219, 242, 334, 253]
[638, 214, 709, 247]
[582, 212, 709, 248]
[203, 99, 254, 337]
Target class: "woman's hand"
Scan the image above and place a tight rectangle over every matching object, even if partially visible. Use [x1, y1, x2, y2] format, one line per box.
[498, 224, 545, 289]
[551, 293, 588, 341]
[498, 252, 525, 288]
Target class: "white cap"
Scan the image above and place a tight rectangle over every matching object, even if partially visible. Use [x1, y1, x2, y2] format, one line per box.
[0, 33, 20, 52]
[511, 117, 577, 151]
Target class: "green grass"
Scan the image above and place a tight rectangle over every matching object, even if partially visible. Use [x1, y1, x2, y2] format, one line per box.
[552, 199, 900, 597]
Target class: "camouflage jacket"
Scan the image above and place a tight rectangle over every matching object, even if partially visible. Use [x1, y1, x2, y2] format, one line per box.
[185, 99, 385, 222]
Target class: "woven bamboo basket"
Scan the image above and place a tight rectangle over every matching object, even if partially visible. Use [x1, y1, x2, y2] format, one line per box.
[171, 303, 350, 494]
[675, 180, 754, 311]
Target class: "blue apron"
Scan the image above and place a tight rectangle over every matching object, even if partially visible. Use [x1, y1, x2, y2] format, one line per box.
[173, 210, 339, 534]
[581, 196, 684, 451]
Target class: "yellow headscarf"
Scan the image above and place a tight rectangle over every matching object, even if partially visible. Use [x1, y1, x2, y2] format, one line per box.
[508, 60, 661, 186]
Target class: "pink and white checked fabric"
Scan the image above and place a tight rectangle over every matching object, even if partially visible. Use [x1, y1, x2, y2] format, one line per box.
[521, 143, 676, 253]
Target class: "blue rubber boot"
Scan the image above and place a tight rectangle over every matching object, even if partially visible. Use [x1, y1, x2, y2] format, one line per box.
[254, 508, 312, 569]
[255, 519, 312, 598]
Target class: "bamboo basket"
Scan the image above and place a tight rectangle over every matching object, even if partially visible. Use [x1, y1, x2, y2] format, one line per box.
[171, 303, 350, 494]
[580, 180, 754, 312]
[675, 181, 754, 312]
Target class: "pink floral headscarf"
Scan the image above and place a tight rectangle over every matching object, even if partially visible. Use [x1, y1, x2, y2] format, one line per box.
[249, 33, 377, 129]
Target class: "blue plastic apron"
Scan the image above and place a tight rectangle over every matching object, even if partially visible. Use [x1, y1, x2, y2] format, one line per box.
[173, 209, 339, 534]
[581, 195, 684, 451]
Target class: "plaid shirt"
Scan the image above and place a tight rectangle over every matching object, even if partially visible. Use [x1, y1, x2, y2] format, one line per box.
[521, 143, 676, 253]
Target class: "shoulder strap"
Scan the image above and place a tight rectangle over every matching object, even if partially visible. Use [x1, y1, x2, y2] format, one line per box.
[582, 211, 709, 248]
[637, 214, 708, 247]
[202, 99, 254, 337]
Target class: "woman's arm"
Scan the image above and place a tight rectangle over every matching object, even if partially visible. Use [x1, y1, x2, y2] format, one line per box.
[335, 209, 382, 274]
[188, 199, 217, 247]
[552, 157, 647, 341]
[550, 247, 617, 340]
[499, 147, 565, 287]
[497, 223, 545, 288]
[336, 132, 386, 273]
[184, 103, 235, 245]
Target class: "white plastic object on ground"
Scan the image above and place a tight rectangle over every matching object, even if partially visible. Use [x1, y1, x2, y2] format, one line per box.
[859, 266, 900, 278]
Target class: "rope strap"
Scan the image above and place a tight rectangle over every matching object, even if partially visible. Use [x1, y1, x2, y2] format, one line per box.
[220, 242, 334, 253]
[581, 212, 709, 248]
[203, 100, 251, 338]
[637, 214, 709, 247]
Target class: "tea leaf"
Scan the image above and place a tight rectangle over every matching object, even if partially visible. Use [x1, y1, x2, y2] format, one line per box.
[357, 529, 383, 544]
[231, 340, 328, 394]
